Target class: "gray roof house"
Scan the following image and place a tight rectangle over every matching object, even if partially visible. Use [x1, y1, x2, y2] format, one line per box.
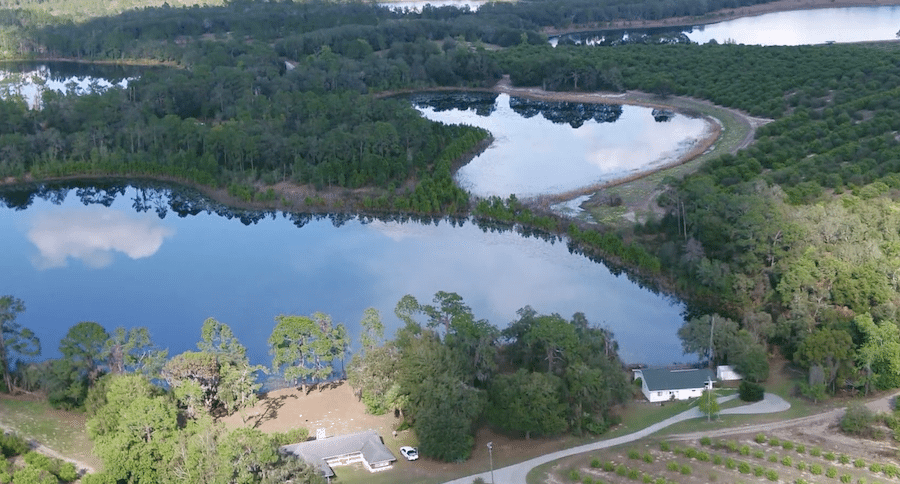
[633, 368, 716, 403]
[280, 429, 397, 478]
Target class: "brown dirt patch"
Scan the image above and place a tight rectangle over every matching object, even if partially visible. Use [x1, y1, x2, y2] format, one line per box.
[218, 381, 590, 482]
[219, 381, 398, 438]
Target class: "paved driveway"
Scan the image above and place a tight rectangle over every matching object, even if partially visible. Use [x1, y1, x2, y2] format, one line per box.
[442, 393, 790, 484]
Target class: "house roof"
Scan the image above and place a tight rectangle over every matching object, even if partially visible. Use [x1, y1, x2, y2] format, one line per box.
[637, 368, 716, 392]
[280, 429, 396, 478]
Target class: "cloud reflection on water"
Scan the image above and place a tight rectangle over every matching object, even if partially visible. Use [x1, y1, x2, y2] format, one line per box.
[28, 207, 175, 269]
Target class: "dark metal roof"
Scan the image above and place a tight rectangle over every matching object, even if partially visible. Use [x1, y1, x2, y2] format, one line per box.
[280, 429, 397, 478]
[637, 368, 716, 392]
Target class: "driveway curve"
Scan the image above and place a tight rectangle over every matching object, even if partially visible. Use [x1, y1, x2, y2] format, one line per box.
[442, 393, 789, 484]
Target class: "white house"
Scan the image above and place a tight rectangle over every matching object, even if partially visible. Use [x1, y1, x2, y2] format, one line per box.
[280, 429, 396, 478]
[633, 368, 716, 403]
[716, 365, 743, 381]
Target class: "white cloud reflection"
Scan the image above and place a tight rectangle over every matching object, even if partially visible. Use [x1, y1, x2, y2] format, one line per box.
[28, 207, 174, 269]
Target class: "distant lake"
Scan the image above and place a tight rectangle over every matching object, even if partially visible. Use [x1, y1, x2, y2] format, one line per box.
[0, 182, 687, 370]
[378, 0, 488, 11]
[413, 92, 710, 198]
[552, 5, 900, 46]
[687, 6, 900, 45]
[0, 61, 145, 107]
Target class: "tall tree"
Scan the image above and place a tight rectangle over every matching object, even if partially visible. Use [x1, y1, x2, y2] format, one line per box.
[0, 296, 39, 393]
[348, 308, 404, 415]
[105, 326, 167, 376]
[59, 321, 109, 385]
[196, 317, 264, 417]
[162, 351, 220, 418]
[795, 327, 855, 394]
[487, 369, 567, 440]
[269, 314, 320, 391]
[854, 313, 900, 394]
[359, 307, 384, 351]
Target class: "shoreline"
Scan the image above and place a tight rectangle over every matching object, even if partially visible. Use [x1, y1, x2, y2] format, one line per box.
[543, 0, 900, 36]
[1, 78, 748, 214]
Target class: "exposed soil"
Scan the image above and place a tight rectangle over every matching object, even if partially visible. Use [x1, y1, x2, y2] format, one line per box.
[218, 381, 591, 482]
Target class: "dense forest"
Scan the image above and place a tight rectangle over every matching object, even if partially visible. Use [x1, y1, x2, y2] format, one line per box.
[3, 0, 900, 477]
[1, 291, 628, 480]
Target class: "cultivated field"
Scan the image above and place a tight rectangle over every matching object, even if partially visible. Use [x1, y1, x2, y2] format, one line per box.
[543, 424, 900, 484]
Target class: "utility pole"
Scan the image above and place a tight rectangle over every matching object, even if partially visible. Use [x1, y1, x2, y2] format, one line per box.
[709, 315, 716, 370]
[487, 441, 494, 484]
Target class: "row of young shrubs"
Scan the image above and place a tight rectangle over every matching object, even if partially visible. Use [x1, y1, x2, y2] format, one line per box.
[0, 432, 79, 483]
[670, 436, 881, 482]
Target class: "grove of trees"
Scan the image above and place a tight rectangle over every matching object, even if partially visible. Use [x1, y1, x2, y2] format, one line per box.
[6, 0, 900, 476]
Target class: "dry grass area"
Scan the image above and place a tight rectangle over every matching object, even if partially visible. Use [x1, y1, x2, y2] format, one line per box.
[0, 393, 101, 473]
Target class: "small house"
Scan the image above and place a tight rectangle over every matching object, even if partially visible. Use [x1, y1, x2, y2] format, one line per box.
[716, 365, 743, 381]
[633, 368, 716, 403]
[280, 429, 396, 478]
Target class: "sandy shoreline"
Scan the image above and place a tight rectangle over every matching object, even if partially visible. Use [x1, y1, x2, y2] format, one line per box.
[544, 0, 900, 35]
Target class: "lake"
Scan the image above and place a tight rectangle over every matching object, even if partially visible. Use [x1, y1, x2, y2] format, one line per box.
[552, 5, 900, 46]
[0, 61, 143, 108]
[378, 0, 487, 12]
[0, 182, 687, 372]
[413, 92, 710, 198]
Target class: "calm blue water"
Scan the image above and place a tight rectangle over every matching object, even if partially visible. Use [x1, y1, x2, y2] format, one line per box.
[415, 93, 709, 198]
[0, 184, 687, 369]
[686, 6, 900, 45]
[552, 5, 900, 46]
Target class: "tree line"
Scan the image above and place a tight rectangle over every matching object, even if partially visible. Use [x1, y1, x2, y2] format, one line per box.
[3, 0, 900, 406]
[2, 291, 631, 474]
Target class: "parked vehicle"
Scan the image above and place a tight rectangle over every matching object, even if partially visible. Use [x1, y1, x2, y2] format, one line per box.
[400, 446, 419, 461]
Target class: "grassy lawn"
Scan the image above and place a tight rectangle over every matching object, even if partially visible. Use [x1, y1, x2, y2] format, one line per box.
[0, 395, 101, 470]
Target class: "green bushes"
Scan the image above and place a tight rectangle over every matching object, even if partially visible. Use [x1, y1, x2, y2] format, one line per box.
[739, 381, 765, 402]
[755, 433, 767, 444]
[841, 404, 875, 436]
[0, 433, 29, 458]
